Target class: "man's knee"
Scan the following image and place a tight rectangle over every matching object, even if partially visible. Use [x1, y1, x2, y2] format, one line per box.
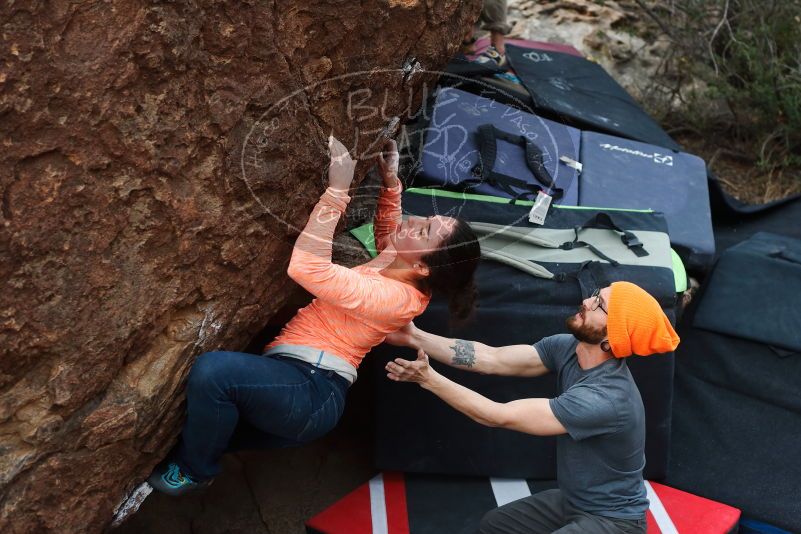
[478, 507, 507, 534]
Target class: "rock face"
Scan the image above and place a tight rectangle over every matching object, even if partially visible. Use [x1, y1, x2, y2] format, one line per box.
[0, 1, 479, 531]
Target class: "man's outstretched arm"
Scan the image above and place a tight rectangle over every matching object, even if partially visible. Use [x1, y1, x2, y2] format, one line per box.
[385, 322, 548, 377]
[386, 350, 566, 436]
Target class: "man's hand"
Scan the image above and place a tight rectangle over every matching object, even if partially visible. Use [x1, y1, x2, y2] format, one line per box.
[328, 135, 357, 191]
[386, 349, 437, 387]
[384, 321, 418, 348]
[377, 138, 400, 188]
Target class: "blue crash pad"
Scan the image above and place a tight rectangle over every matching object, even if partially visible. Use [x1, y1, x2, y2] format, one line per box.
[417, 87, 581, 205]
[579, 131, 714, 271]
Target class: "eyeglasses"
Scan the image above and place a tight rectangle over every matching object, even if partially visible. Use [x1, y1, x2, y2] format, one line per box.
[590, 288, 608, 315]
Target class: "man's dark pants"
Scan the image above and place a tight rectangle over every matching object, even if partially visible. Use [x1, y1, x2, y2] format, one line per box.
[479, 489, 647, 534]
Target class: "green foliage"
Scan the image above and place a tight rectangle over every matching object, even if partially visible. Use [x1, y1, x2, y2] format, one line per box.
[642, 0, 801, 175]
[711, 0, 801, 162]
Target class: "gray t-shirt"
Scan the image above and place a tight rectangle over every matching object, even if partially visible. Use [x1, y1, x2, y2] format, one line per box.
[535, 334, 649, 520]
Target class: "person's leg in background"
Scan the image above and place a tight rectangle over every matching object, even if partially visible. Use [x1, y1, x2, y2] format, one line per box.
[463, 26, 478, 54]
[478, 0, 512, 59]
[491, 29, 507, 56]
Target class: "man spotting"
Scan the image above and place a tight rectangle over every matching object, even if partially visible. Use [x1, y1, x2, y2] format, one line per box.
[386, 281, 679, 534]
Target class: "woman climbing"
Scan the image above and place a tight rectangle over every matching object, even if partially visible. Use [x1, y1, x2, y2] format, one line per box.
[148, 136, 481, 495]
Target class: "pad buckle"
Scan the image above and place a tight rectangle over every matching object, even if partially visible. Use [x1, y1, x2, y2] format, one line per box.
[622, 234, 642, 249]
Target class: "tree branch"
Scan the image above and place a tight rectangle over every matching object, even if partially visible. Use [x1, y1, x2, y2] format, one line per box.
[633, 0, 676, 39]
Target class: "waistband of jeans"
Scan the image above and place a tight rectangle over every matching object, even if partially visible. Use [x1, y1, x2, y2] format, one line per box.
[264, 344, 357, 386]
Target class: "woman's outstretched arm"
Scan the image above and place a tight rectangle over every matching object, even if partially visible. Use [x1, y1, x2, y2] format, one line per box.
[288, 135, 354, 280]
[374, 139, 403, 252]
[288, 137, 422, 319]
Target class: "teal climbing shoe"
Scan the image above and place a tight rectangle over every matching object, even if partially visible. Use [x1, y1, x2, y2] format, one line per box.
[147, 462, 211, 497]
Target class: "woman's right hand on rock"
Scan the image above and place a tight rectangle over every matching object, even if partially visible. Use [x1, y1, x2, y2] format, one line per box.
[377, 138, 400, 188]
[328, 135, 357, 191]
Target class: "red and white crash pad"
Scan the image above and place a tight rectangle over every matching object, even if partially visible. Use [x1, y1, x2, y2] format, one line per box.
[306, 473, 741, 534]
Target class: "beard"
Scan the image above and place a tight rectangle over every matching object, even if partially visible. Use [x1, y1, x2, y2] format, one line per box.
[566, 307, 608, 344]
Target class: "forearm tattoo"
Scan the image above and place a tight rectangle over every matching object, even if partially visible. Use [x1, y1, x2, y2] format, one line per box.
[450, 339, 476, 367]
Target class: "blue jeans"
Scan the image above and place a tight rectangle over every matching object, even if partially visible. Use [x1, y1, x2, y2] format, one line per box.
[175, 351, 349, 481]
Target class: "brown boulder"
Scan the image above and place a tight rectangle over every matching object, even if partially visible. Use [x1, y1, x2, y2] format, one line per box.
[0, 1, 479, 531]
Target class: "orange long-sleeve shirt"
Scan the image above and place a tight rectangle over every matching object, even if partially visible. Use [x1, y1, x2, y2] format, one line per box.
[266, 184, 430, 369]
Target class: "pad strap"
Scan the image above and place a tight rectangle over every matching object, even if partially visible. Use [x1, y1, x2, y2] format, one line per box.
[467, 124, 563, 203]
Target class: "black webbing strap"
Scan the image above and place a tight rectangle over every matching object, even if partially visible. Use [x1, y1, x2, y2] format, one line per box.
[575, 261, 609, 297]
[574, 213, 649, 258]
[552, 260, 608, 293]
[556, 213, 648, 264]
[513, 260, 607, 294]
[468, 124, 564, 202]
[560, 233, 621, 266]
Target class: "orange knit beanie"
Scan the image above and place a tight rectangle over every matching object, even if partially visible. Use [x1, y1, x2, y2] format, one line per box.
[607, 282, 680, 358]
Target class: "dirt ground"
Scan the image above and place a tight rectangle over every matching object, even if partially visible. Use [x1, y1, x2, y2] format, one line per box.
[673, 132, 801, 204]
